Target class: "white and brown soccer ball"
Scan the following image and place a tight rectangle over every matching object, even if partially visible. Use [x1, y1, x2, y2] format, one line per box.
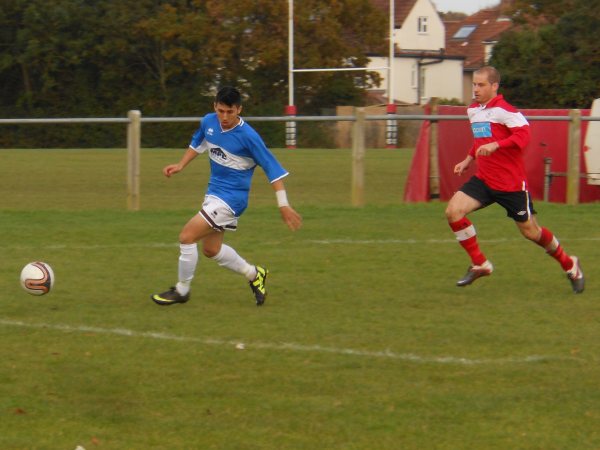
[20, 262, 54, 296]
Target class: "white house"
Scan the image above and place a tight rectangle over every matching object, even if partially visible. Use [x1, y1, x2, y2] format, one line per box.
[369, 0, 465, 104]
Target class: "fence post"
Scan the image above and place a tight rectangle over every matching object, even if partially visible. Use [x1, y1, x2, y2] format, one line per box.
[127, 110, 141, 211]
[543, 157, 552, 202]
[567, 109, 581, 205]
[428, 99, 440, 200]
[352, 107, 366, 207]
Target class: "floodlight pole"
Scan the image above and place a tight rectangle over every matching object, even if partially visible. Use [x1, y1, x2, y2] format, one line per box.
[286, 0, 297, 149]
[386, 0, 398, 148]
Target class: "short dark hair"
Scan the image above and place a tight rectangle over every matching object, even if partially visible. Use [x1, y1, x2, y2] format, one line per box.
[215, 86, 242, 107]
[475, 66, 501, 85]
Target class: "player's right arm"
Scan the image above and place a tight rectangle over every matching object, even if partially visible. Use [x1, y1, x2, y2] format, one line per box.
[454, 154, 474, 176]
[163, 148, 199, 177]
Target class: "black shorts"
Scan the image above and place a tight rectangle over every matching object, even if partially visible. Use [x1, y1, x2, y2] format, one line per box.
[459, 176, 536, 222]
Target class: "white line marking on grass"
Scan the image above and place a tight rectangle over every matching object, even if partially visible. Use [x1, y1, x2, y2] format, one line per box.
[0, 243, 179, 251]
[2, 237, 599, 251]
[0, 318, 578, 366]
[308, 237, 600, 245]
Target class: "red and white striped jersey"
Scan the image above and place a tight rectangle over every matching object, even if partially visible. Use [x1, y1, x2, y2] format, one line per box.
[467, 94, 531, 192]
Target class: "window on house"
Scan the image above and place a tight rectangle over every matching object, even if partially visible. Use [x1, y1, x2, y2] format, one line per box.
[418, 16, 428, 33]
[453, 25, 476, 39]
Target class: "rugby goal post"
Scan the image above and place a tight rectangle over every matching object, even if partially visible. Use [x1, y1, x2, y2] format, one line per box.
[287, 0, 396, 148]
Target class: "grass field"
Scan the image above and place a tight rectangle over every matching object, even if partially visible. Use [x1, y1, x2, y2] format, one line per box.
[1, 148, 600, 450]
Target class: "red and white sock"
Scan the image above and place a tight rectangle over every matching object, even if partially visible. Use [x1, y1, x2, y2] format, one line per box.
[449, 217, 487, 266]
[535, 227, 573, 271]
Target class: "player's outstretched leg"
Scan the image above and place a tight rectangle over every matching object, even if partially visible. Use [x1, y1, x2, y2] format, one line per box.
[566, 256, 585, 294]
[456, 260, 494, 287]
[448, 217, 492, 287]
[533, 227, 584, 294]
[249, 266, 268, 306]
[209, 244, 269, 305]
[151, 287, 190, 305]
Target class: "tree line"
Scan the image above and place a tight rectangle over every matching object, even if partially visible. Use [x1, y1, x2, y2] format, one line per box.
[0, 0, 386, 147]
[2, 0, 598, 147]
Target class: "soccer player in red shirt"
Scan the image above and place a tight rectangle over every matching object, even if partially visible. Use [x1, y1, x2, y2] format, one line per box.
[445, 66, 584, 293]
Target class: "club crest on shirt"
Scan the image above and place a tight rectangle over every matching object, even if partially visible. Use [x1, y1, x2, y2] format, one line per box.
[471, 121, 492, 138]
[210, 147, 227, 160]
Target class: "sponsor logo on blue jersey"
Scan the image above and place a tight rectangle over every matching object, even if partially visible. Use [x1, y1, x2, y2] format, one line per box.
[210, 147, 227, 160]
[471, 121, 492, 138]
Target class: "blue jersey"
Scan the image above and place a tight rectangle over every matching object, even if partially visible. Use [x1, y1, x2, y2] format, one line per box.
[189, 113, 288, 216]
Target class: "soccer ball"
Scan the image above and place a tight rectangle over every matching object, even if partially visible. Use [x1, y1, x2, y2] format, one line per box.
[20, 262, 55, 296]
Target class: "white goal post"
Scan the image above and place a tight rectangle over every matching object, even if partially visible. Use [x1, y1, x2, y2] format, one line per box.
[286, 0, 397, 148]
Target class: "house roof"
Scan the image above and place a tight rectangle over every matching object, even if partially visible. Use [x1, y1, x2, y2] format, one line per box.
[444, 3, 514, 69]
[371, 0, 419, 27]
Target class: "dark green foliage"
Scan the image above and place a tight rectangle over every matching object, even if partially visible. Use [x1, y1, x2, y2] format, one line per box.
[0, 0, 386, 147]
[491, 0, 600, 108]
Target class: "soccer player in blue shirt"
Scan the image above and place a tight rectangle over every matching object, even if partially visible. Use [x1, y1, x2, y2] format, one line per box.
[151, 87, 302, 306]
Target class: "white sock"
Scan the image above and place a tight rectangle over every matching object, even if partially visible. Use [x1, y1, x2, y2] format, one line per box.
[211, 244, 256, 280]
[176, 243, 198, 295]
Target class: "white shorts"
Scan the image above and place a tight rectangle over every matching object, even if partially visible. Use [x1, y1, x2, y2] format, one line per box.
[199, 195, 238, 231]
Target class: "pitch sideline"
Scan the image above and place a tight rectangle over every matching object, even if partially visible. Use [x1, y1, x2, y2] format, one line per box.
[1, 236, 599, 251]
[0, 318, 578, 366]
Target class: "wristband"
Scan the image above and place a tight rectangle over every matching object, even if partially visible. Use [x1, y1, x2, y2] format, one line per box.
[276, 190, 290, 208]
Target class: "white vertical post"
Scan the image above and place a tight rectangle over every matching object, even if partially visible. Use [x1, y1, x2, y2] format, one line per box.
[288, 0, 294, 108]
[388, 0, 394, 101]
[386, 0, 397, 148]
[127, 110, 141, 211]
[352, 108, 366, 206]
[286, 0, 297, 148]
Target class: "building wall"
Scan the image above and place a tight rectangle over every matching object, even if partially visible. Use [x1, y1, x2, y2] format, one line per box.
[395, 0, 445, 51]
[369, 56, 463, 104]
[462, 72, 474, 104]
[423, 58, 464, 102]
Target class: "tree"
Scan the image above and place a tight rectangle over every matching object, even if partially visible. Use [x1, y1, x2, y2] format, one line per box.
[507, 0, 578, 24]
[0, 0, 99, 114]
[490, 0, 600, 108]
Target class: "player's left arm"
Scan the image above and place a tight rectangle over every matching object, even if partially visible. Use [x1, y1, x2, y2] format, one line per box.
[245, 131, 302, 230]
[271, 178, 302, 231]
[496, 124, 530, 150]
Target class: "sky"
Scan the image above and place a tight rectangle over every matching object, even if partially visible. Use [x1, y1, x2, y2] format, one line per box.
[431, 0, 500, 14]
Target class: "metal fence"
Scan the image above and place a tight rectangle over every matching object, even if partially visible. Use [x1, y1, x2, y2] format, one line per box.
[2, 110, 599, 209]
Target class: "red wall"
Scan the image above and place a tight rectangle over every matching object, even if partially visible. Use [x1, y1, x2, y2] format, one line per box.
[404, 106, 600, 203]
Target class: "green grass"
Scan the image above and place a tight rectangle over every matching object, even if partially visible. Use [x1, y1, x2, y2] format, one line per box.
[1, 148, 600, 449]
